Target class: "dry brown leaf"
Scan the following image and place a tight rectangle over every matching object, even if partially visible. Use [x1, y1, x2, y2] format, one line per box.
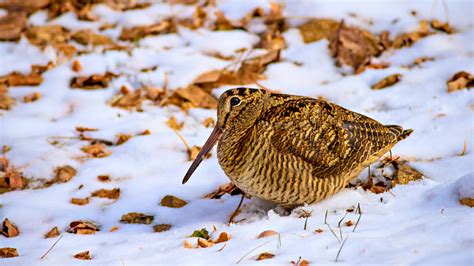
[91, 188, 120, 199]
[109, 226, 119, 232]
[183, 240, 194, 249]
[430, 19, 454, 34]
[447, 71, 474, 93]
[74, 251, 92, 260]
[188, 145, 211, 161]
[26, 25, 69, 46]
[75, 126, 98, 132]
[116, 134, 132, 145]
[120, 19, 175, 41]
[259, 30, 286, 51]
[72, 60, 82, 72]
[370, 185, 387, 194]
[166, 85, 218, 111]
[202, 117, 215, 128]
[109, 88, 143, 111]
[97, 175, 110, 182]
[71, 29, 115, 46]
[257, 230, 278, 239]
[314, 229, 323, 233]
[138, 129, 151, 136]
[44, 226, 60, 238]
[54, 165, 76, 183]
[371, 74, 402, 90]
[460, 198, 474, 207]
[0, 156, 29, 193]
[0, 72, 43, 87]
[153, 224, 172, 233]
[299, 259, 310, 266]
[193, 70, 222, 84]
[214, 232, 230, 243]
[0, 0, 49, 13]
[345, 220, 354, 227]
[0, 247, 18, 258]
[160, 195, 187, 208]
[68, 220, 100, 235]
[55, 43, 76, 58]
[204, 182, 243, 199]
[330, 21, 383, 72]
[0, 11, 26, 41]
[144, 86, 166, 101]
[0, 85, 15, 110]
[70, 197, 89, 206]
[23, 92, 42, 103]
[197, 238, 214, 248]
[392, 21, 432, 49]
[120, 212, 154, 224]
[256, 252, 275, 260]
[70, 72, 116, 90]
[298, 18, 339, 43]
[1, 218, 19, 238]
[81, 143, 111, 158]
[166, 116, 184, 131]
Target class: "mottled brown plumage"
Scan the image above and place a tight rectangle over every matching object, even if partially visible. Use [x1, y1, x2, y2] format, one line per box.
[183, 88, 412, 207]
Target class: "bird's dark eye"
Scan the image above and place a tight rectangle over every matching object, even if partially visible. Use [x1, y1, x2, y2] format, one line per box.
[230, 97, 241, 106]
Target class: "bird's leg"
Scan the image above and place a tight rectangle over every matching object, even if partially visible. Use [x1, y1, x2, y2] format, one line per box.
[228, 192, 245, 224]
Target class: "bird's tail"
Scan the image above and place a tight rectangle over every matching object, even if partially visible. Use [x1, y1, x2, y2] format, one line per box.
[387, 125, 413, 141]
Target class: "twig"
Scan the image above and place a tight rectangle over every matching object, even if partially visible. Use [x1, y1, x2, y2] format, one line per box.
[324, 210, 340, 242]
[228, 193, 246, 224]
[170, 128, 191, 153]
[236, 237, 278, 264]
[217, 243, 227, 252]
[352, 204, 363, 233]
[40, 234, 64, 259]
[277, 233, 282, 249]
[335, 235, 349, 262]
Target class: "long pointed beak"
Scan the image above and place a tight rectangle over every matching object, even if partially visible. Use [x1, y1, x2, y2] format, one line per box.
[182, 125, 223, 184]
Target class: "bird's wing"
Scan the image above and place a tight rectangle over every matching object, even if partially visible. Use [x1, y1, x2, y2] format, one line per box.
[264, 98, 399, 175]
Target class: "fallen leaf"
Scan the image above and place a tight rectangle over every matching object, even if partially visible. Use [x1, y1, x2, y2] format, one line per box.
[193, 70, 222, 84]
[191, 228, 210, 240]
[120, 20, 175, 41]
[183, 240, 194, 249]
[72, 60, 82, 72]
[1, 218, 19, 238]
[81, 143, 111, 158]
[0, 72, 43, 87]
[430, 19, 454, 34]
[370, 185, 387, 194]
[70, 198, 89, 206]
[75, 126, 98, 132]
[109, 226, 119, 232]
[73, 251, 92, 260]
[91, 188, 120, 199]
[71, 29, 114, 46]
[153, 224, 172, 233]
[109, 88, 143, 111]
[447, 71, 474, 92]
[256, 252, 275, 260]
[2, 145, 11, 154]
[54, 165, 76, 183]
[0, 85, 15, 110]
[26, 25, 69, 47]
[392, 21, 432, 49]
[394, 161, 423, 185]
[314, 229, 323, 233]
[204, 182, 243, 199]
[23, 92, 41, 103]
[166, 116, 184, 131]
[329, 21, 383, 72]
[345, 220, 354, 227]
[300, 259, 310, 266]
[257, 230, 278, 239]
[188, 145, 211, 161]
[138, 129, 151, 136]
[0, 247, 18, 258]
[120, 212, 154, 224]
[0, 156, 28, 193]
[70, 72, 116, 90]
[165, 85, 218, 111]
[298, 18, 339, 43]
[160, 195, 187, 208]
[197, 238, 214, 248]
[214, 232, 230, 243]
[97, 175, 110, 182]
[0, 11, 26, 41]
[460, 198, 474, 207]
[67, 220, 100, 235]
[44, 227, 60, 238]
[202, 117, 215, 128]
[115, 134, 132, 145]
[371, 74, 402, 90]
[259, 30, 286, 51]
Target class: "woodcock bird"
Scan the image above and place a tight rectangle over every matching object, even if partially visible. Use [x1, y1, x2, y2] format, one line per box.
[182, 87, 412, 208]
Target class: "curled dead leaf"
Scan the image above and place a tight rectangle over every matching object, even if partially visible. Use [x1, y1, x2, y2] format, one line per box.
[392, 21, 432, 49]
[26, 25, 69, 47]
[116, 134, 132, 145]
[197, 238, 214, 248]
[214, 232, 230, 243]
[120, 212, 154, 224]
[23, 92, 41, 103]
[345, 220, 354, 227]
[165, 85, 218, 111]
[0, 247, 18, 258]
[73, 251, 92, 260]
[0, 85, 15, 110]
[153, 224, 172, 233]
[70, 72, 116, 90]
[371, 74, 402, 90]
[70, 197, 89, 206]
[298, 18, 339, 43]
[97, 175, 110, 182]
[160, 195, 187, 208]
[54, 165, 76, 183]
[120, 20, 175, 41]
[202, 117, 215, 128]
[68, 220, 100, 235]
[460, 198, 474, 207]
[72, 60, 82, 72]
[166, 116, 184, 131]
[0, 11, 26, 41]
[430, 19, 454, 34]
[257, 230, 278, 239]
[71, 29, 114, 46]
[0, 72, 43, 87]
[0, 156, 29, 193]
[44, 226, 60, 238]
[109, 88, 143, 111]
[256, 252, 275, 260]
[1, 218, 19, 238]
[204, 182, 243, 199]
[314, 229, 323, 233]
[91, 188, 120, 199]
[81, 143, 111, 158]
[447, 71, 473, 93]
[183, 240, 194, 249]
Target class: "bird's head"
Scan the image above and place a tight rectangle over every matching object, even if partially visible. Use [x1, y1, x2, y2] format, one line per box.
[182, 87, 268, 184]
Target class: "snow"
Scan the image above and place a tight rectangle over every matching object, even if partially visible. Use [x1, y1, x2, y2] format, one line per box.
[1, 1, 474, 265]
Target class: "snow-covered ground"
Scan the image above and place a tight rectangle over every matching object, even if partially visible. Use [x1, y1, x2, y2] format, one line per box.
[1, 0, 473, 264]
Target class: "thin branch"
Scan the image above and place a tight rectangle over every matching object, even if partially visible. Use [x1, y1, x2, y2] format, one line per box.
[335, 235, 349, 262]
[352, 204, 363, 233]
[324, 210, 341, 243]
[40, 234, 64, 259]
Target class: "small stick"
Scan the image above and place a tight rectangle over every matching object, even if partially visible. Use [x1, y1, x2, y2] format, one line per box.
[352, 204, 363, 233]
[217, 243, 227, 252]
[335, 235, 349, 262]
[324, 210, 340, 242]
[236, 237, 277, 264]
[170, 128, 191, 153]
[228, 193, 245, 224]
[40, 234, 64, 259]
